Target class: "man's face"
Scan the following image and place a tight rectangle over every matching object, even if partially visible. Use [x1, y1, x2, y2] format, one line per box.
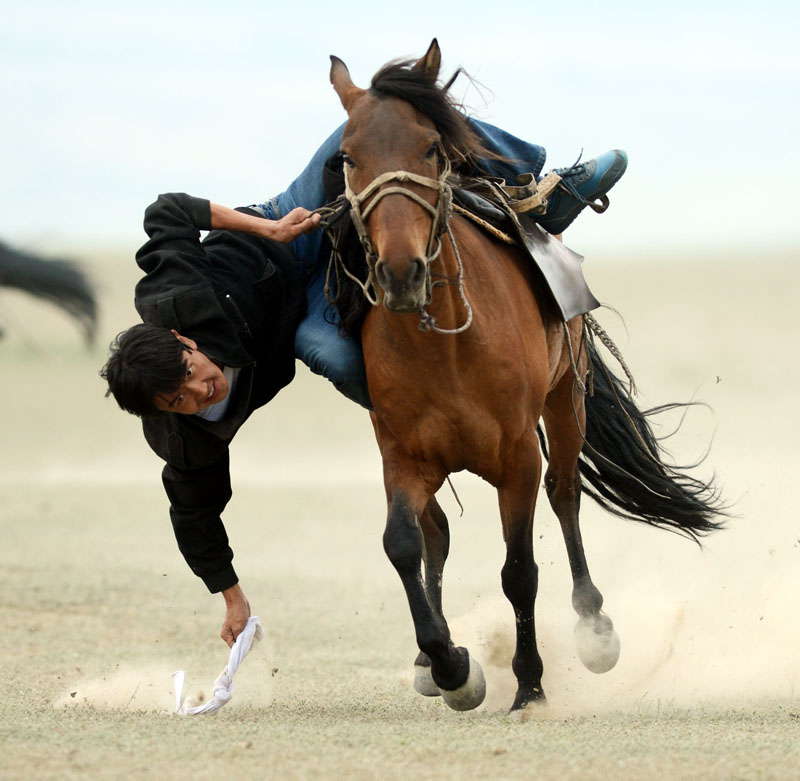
[153, 332, 230, 415]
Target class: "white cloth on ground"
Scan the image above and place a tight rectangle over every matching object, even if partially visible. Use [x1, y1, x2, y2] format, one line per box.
[172, 616, 263, 715]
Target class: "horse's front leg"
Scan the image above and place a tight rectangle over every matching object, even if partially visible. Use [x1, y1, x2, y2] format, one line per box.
[382, 465, 485, 711]
[498, 436, 545, 711]
[413, 496, 450, 697]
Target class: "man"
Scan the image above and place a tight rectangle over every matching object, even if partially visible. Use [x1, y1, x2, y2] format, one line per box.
[101, 116, 626, 647]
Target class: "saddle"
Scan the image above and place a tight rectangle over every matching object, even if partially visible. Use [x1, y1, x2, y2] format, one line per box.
[452, 177, 600, 321]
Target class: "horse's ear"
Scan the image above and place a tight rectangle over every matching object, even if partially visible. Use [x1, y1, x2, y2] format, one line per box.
[412, 38, 441, 81]
[329, 55, 364, 112]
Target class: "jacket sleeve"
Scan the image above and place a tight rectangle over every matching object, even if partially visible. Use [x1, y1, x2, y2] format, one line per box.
[161, 452, 239, 593]
[136, 192, 213, 281]
[134, 193, 222, 330]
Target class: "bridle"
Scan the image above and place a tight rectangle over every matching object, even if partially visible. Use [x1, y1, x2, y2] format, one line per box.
[325, 151, 473, 334]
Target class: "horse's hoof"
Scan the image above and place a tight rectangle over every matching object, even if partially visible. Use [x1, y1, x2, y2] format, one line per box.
[439, 653, 486, 711]
[508, 692, 546, 722]
[510, 685, 546, 713]
[575, 613, 621, 673]
[413, 664, 441, 697]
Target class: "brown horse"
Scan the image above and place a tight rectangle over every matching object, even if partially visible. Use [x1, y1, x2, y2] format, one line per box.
[328, 40, 722, 712]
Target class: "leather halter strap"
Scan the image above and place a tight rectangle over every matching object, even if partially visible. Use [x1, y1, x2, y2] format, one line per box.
[343, 155, 453, 268]
[334, 155, 472, 333]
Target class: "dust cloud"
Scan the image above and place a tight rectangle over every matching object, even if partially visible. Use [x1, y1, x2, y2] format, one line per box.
[449, 535, 799, 715]
[53, 665, 177, 712]
[52, 643, 276, 713]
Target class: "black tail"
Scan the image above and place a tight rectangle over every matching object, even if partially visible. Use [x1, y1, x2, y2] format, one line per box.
[539, 335, 725, 540]
[0, 240, 97, 345]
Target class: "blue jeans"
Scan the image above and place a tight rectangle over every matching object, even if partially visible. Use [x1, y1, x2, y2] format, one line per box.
[258, 120, 546, 409]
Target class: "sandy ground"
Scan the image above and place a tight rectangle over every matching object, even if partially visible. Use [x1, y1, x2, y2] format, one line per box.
[1, 247, 799, 779]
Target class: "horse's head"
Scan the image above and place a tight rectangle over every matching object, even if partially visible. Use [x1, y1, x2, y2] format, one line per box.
[330, 40, 452, 313]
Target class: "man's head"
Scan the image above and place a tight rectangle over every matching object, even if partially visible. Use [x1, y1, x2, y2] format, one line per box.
[101, 324, 230, 417]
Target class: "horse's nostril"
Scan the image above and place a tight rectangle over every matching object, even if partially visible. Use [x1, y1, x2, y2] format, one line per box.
[375, 260, 390, 289]
[410, 258, 426, 287]
[375, 258, 426, 293]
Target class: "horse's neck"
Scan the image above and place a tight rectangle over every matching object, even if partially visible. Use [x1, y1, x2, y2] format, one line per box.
[421, 222, 513, 334]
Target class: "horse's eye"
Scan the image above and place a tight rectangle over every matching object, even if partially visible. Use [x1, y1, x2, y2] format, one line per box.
[341, 153, 356, 168]
[425, 144, 438, 160]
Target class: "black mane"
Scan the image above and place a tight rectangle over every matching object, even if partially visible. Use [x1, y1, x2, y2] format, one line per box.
[369, 59, 494, 167]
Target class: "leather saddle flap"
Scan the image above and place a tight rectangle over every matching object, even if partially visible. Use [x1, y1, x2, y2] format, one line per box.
[512, 214, 599, 321]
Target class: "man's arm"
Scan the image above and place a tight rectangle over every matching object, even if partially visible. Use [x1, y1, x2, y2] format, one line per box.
[162, 456, 237, 591]
[161, 452, 251, 646]
[209, 202, 319, 243]
[136, 193, 318, 290]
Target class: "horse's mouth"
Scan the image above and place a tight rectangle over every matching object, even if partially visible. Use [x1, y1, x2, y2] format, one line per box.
[383, 296, 425, 314]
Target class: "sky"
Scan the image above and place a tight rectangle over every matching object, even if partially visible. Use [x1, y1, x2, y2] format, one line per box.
[3, 0, 799, 255]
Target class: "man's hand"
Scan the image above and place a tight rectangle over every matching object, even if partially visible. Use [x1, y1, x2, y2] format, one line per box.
[208, 202, 321, 243]
[220, 584, 251, 647]
[264, 207, 321, 243]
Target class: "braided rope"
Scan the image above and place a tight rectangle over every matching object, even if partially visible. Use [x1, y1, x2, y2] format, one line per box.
[557, 316, 682, 504]
[584, 312, 637, 395]
[451, 204, 515, 244]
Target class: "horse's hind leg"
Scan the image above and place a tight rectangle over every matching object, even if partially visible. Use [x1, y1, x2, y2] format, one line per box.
[413, 496, 450, 697]
[498, 436, 546, 711]
[543, 372, 621, 674]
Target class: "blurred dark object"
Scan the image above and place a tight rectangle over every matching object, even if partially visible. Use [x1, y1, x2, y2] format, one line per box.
[0, 240, 97, 345]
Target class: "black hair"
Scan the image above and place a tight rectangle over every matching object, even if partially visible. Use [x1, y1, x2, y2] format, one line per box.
[369, 59, 500, 169]
[100, 323, 189, 417]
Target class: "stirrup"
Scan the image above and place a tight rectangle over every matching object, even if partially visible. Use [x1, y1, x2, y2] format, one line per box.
[501, 171, 562, 215]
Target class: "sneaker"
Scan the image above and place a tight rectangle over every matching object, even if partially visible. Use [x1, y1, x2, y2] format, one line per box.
[537, 150, 628, 235]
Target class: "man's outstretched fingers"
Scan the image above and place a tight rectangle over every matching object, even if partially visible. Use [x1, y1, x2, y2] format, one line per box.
[285, 206, 313, 222]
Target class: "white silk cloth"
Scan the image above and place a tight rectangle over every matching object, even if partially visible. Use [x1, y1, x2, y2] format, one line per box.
[172, 616, 263, 715]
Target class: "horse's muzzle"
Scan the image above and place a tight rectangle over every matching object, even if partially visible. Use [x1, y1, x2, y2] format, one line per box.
[375, 258, 427, 312]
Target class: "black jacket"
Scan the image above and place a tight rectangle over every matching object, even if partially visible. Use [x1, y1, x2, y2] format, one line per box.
[135, 193, 307, 592]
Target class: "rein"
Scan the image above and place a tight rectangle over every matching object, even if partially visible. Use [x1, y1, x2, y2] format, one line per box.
[320, 153, 474, 335]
